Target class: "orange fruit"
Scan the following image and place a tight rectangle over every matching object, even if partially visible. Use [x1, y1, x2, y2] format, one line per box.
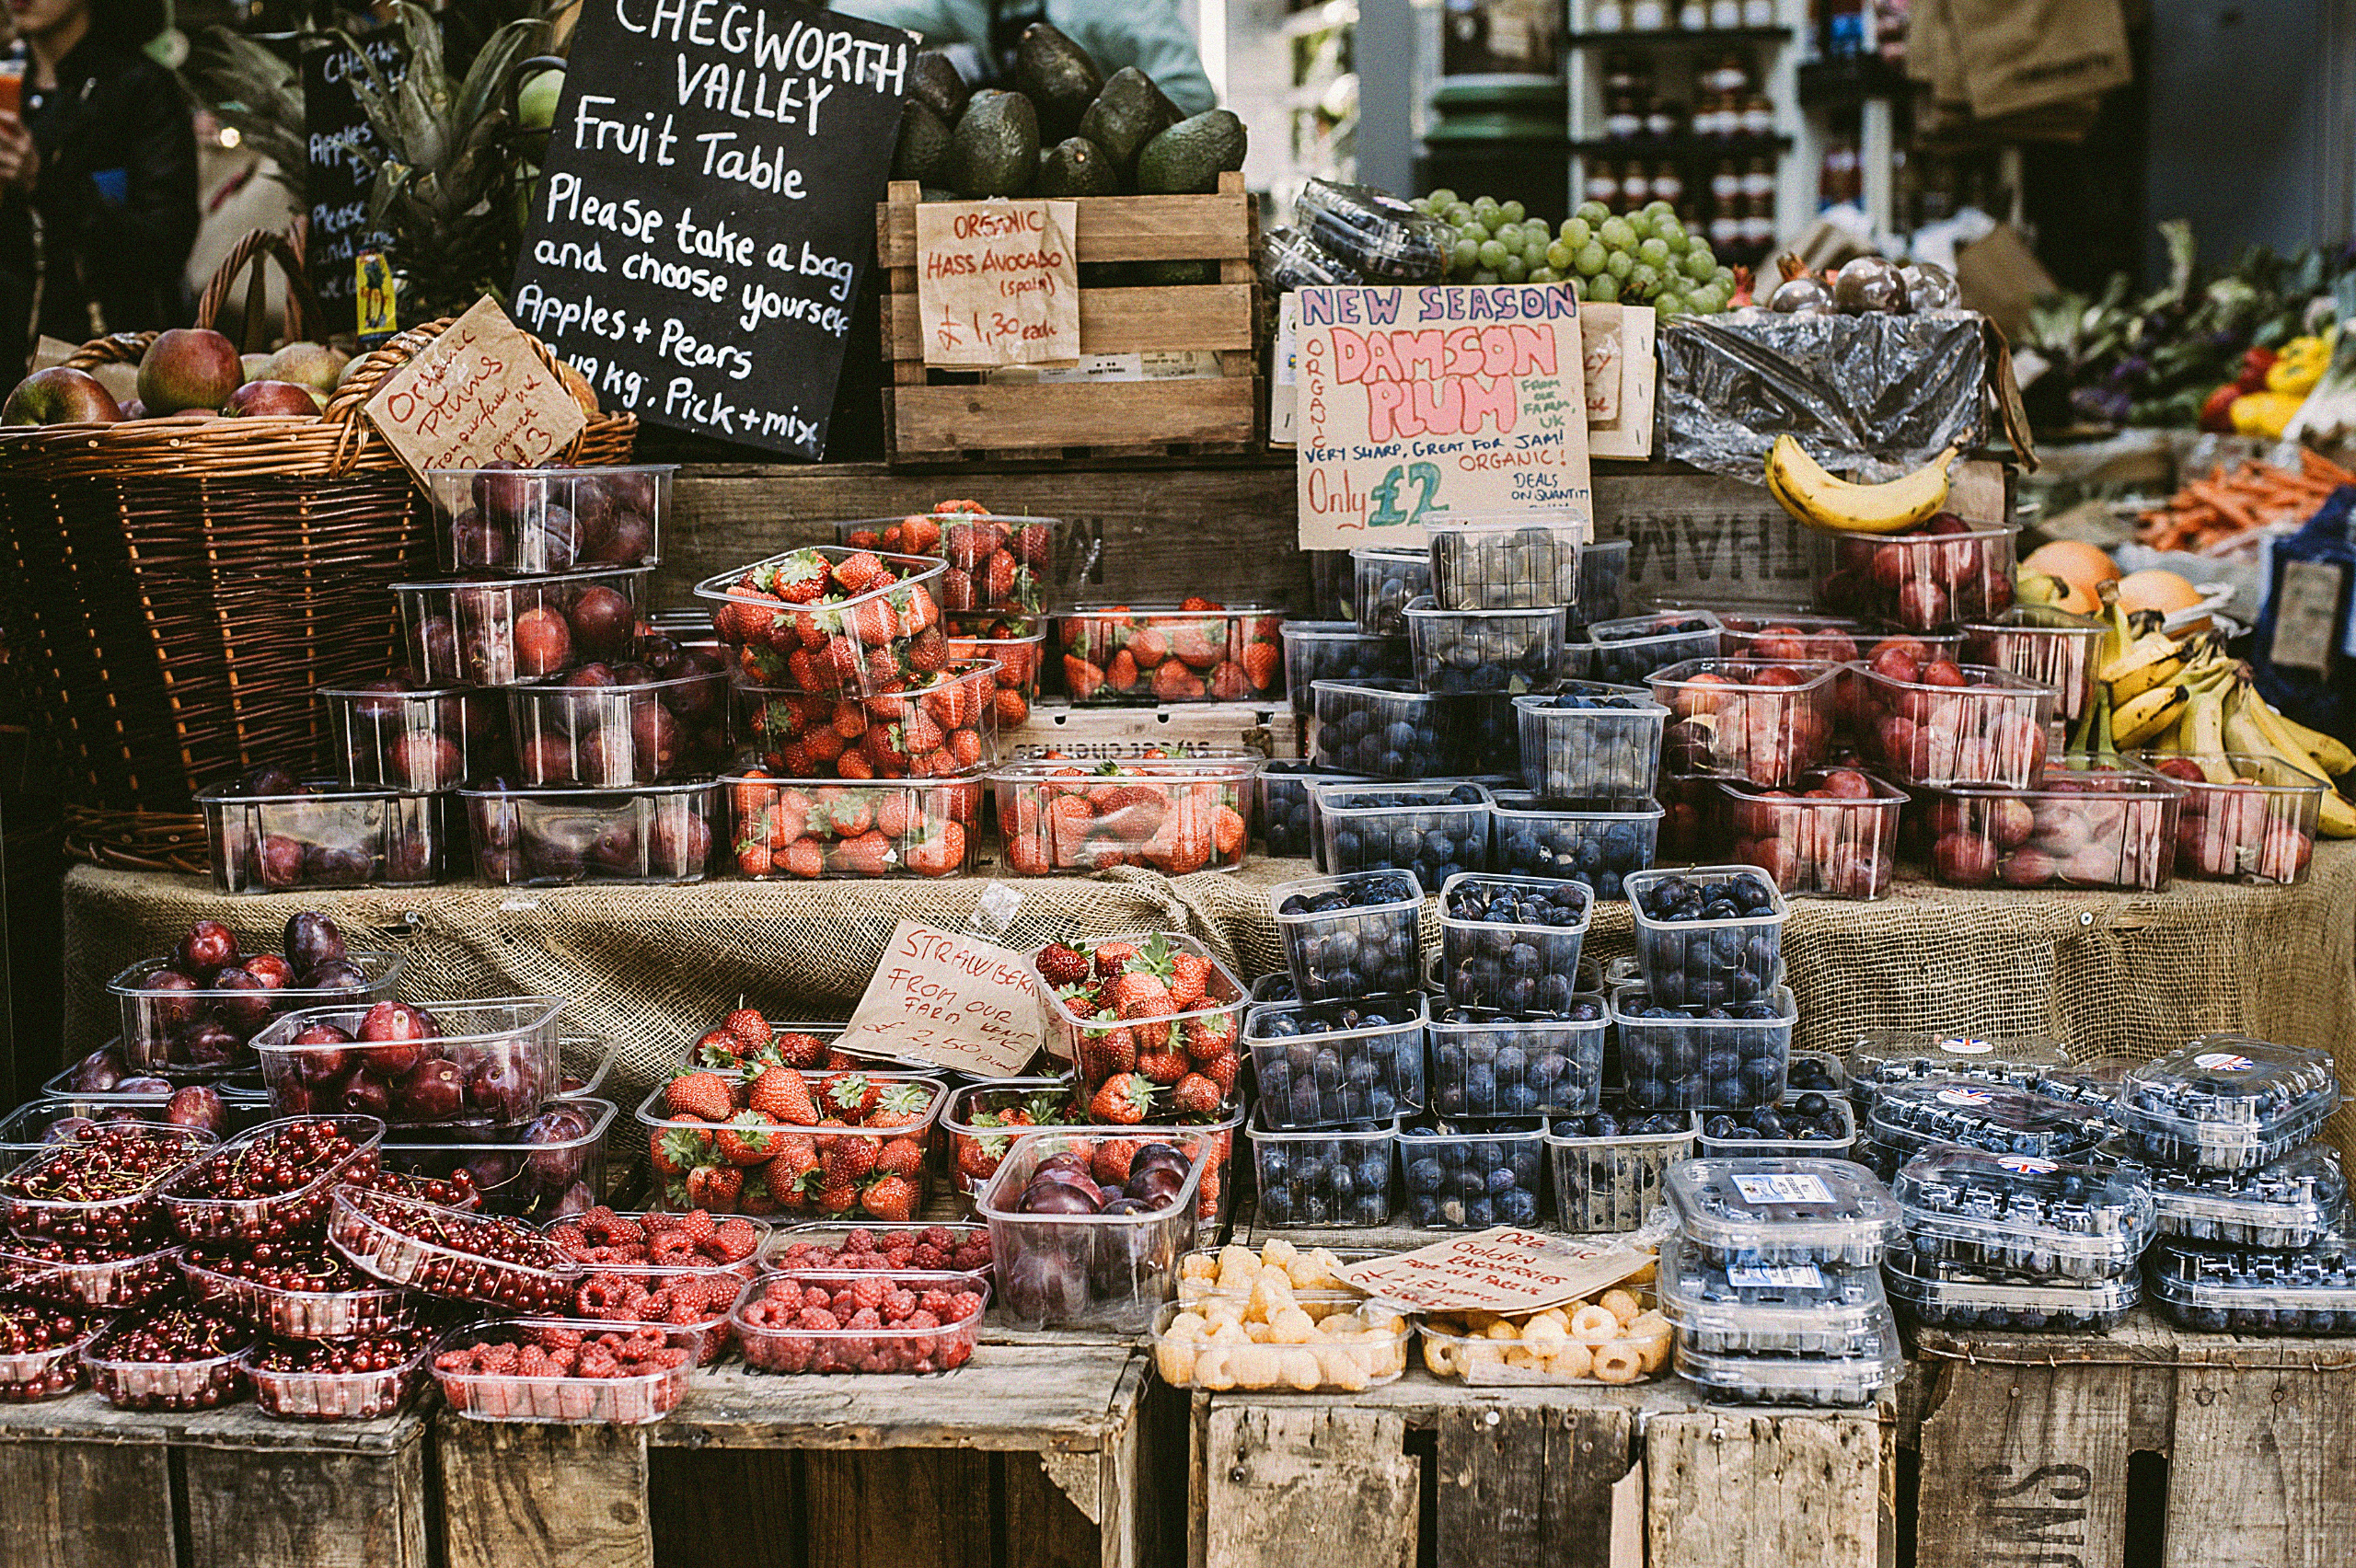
[2114, 568, 2210, 632]
[2023, 539, 2120, 600]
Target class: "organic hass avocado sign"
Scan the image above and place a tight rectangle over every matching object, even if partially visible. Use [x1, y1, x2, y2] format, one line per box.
[509, 0, 910, 457]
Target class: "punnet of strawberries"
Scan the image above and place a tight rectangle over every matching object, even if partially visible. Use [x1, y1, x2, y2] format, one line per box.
[701, 545, 945, 698]
[646, 1010, 939, 1224]
[1058, 599, 1283, 704]
[945, 617, 1045, 723]
[733, 1269, 987, 1374]
[995, 747, 1255, 876]
[1034, 931, 1244, 1107]
[837, 502, 1055, 617]
[733, 660, 999, 780]
[724, 775, 979, 881]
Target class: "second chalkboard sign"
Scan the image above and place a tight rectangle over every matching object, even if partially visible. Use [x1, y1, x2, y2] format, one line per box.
[509, 0, 910, 458]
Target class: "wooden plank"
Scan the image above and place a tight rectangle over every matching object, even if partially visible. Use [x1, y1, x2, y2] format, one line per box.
[891, 380, 1260, 458]
[1015, 701, 1289, 758]
[885, 285, 1257, 358]
[1435, 1402, 1633, 1568]
[1911, 1363, 2133, 1568]
[436, 1417, 653, 1568]
[804, 1448, 994, 1568]
[645, 1448, 802, 1568]
[1646, 1410, 1880, 1568]
[879, 177, 1253, 269]
[0, 1388, 419, 1454]
[183, 1439, 430, 1568]
[1002, 1449, 1108, 1568]
[2164, 1363, 2356, 1568]
[1903, 1310, 2180, 1452]
[1201, 1404, 1417, 1568]
[653, 1346, 1132, 1451]
[0, 1440, 174, 1568]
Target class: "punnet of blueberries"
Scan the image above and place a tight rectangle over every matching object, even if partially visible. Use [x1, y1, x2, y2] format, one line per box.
[1866, 1080, 2111, 1165]
[1612, 986, 1795, 1111]
[2115, 1036, 2340, 1173]
[1657, 1236, 1892, 1358]
[1546, 1106, 1698, 1233]
[1625, 868, 1788, 1007]
[2138, 1142, 2347, 1251]
[1882, 1248, 2140, 1332]
[1249, 1110, 1396, 1227]
[1565, 612, 1723, 686]
[1892, 1145, 2154, 1283]
[1274, 870, 1425, 1002]
[2146, 1233, 2356, 1335]
[1404, 597, 1564, 695]
[1665, 1157, 1904, 1271]
[1399, 1115, 1545, 1229]
[1485, 790, 1660, 896]
[1246, 996, 1428, 1130]
[1673, 1332, 1901, 1409]
[1315, 783, 1490, 882]
[1700, 1094, 1854, 1153]
[1513, 684, 1668, 800]
[1438, 872, 1590, 1011]
[1429, 1001, 1606, 1118]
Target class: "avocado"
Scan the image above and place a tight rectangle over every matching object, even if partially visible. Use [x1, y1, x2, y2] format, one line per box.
[920, 186, 960, 202]
[893, 99, 953, 184]
[911, 51, 969, 125]
[1035, 136, 1121, 198]
[1131, 259, 1218, 284]
[945, 89, 1040, 199]
[1079, 261, 1130, 286]
[1012, 21, 1104, 141]
[1134, 109, 1247, 195]
[1076, 66, 1181, 178]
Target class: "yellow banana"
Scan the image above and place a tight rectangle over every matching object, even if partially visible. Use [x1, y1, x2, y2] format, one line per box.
[2111, 683, 2192, 748]
[2183, 683, 2237, 784]
[2100, 634, 2188, 703]
[2096, 580, 2135, 669]
[2222, 686, 2284, 766]
[1764, 437, 1958, 535]
[2258, 699, 2356, 778]
[2235, 686, 2356, 837]
[2146, 711, 2186, 755]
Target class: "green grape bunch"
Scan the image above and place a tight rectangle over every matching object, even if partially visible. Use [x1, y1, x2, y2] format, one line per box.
[1410, 191, 1740, 317]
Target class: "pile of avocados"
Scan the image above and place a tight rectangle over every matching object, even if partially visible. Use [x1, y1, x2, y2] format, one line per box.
[896, 24, 1247, 203]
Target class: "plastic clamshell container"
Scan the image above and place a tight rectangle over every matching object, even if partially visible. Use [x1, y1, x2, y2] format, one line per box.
[1403, 595, 1565, 694]
[1853, 662, 2054, 788]
[329, 1188, 583, 1309]
[1784, 1050, 1850, 1097]
[1245, 995, 1428, 1131]
[244, 1339, 430, 1421]
[1665, 1158, 1904, 1270]
[197, 781, 446, 895]
[1034, 931, 1246, 1092]
[0, 1238, 184, 1308]
[1254, 760, 1367, 862]
[0, 1123, 214, 1239]
[82, 1315, 252, 1410]
[1843, 1032, 2075, 1113]
[1482, 790, 1662, 894]
[557, 1035, 622, 1101]
[431, 1318, 704, 1423]
[1349, 547, 1433, 636]
[378, 1097, 618, 1219]
[1397, 1116, 1547, 1230]
[2145, 1235, 2356, 1334]
[1568, 611, 1727, 686]
[722, 772, 982, 881]
[1648, 657, 1840, 788]
[1673, 1317, 1904, 1408]
[2028, 1055, 2139, 1112]
[1293, 179, 1452, 279]
[1417, 1304, 1670, 1388]
[2117, 1036, 2341, 1171]
[943, 623, 1047, 712]
[1546, 1109, 1698, 1233]
[1716, 769, 1908, 899]
[424, 465, 673, 574]
[992, 751, 1258, 875]
[1960, 605, 2109, 724]
[975, 1132, 1210, 1332]
[252, 997, 566, 1127]
[2150, 751, 2328, 885]
[1428, 1003, 1607, 1119]
[1623, 864, 1790, 1006]
[1311, 677, 1461, 778]
[1892, 1145, 2154, 1281]
[1312, 780, 1491, 879]
[731, 1269, 989, 1374]
[1698, 1096, 1861, 1161]
[160, 1115, 387, 1243]
[1814, 524, 2020, 632]
[1272, 870, 1425, 1001]
[1921, 762, 2181, 891]
[1260, 224, 1364, 292]
[179, 1247, 422, 1340]
[1868, 1080, 2111, 1165]
[1611, 986, 1796, 1111]
[693, 547, 946, 698]
[763, 1220, 991, 1282]
[1714, 612, 1876, 664]
[835, 511, 1059, 616]
[1571, 539, 1633, 634]
[1657, 1236, 1890, 1357]
[1247, 1109, 1397, 1228]
[110, 949, 405, 1080]
[319, 682, 513, 790]
[2142, 1144, 2348, 1250]
[1154, 1297, 1412, 1392]
[1513, 683, 1669, 799]
[732, 660, 1002, 780]
[1280, 621, 1411, 718]
[0, 1311, 98, 1400]
[505, 664, 730, 787]
[635, 1075, 947, 1220]
[1882, 1248, 2140, 1332]
[1051, 603, 1285, 705]
[1436, 871, 1592, 1012]
[397, 566, 651, 687]
[1425, 518, 1587, 612]
[461, 781, 719, 886]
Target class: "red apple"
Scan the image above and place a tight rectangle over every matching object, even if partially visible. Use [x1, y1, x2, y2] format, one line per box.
[137, 327, 244, 414]
[223, 379, 322, 417]
[1, 365, 122, 425]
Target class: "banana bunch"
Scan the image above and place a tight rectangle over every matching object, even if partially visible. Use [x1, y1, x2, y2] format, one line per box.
[2160, 674, 2356, 837]
[1764, 438, 1958, 535]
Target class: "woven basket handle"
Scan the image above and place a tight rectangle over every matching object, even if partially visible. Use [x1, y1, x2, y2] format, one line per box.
[62, 330, 155, 371]
[194, 229, 329, 351]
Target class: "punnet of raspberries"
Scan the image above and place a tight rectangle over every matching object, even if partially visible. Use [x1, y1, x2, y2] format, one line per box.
[769, 1225, 993, 1276]
[545, 1207, 767, 1362]
[733, 1271, 986, 1375]
[433, 1322, 697, 1423]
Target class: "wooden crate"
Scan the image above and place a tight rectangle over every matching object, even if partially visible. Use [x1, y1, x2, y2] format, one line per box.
[0, 1392, 430, 1568]
[1012, 700, 1295, 759]
[874, 175, 1261, 464]
[435, 1343, 1172, 1568]
[1901, 1309, 2356, 1568]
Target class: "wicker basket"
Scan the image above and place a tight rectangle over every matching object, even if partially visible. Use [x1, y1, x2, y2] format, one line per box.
[0, 232, 637, 872]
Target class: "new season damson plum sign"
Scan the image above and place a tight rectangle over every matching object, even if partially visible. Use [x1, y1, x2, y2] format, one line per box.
[511, 0, 910, 456]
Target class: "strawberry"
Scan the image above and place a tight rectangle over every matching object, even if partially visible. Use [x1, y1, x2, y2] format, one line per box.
[1127, 627, 1169, 666]
[837, 749, 875, 780]
[1179, 596, 1222, 612]
[1137, 1047, 1188, 1085]
[821, 1073, 882, 1119]
[1165, 946, 1213, 1010]
[1213, 805, 1245, 859]
[867, 1081, 934, 1128]
[1169, 620, 1224, 669]
[905, 822, 966, 876]
[940, 568, 975, 612]
[748, 1065, 819, 1125]
[995, 687, 1031, 724]
[1077, 1027, 1136, 1082]
[1149, 661, 1205, 701]
[1091, 940, 1138, 976]
[1036, 943, 1091, 986]
[664, 1070, 737, 1122]
[860, 1174, 918, 1221]
[815, 1174, 860, 1214]
[1112, 969, 1174, 1020]
[1195, 1050, 1239, 1097]
[713, 1111, 780, 1166]
[984, 551, 1019, 605]
[766, 1136, 820, 1205]
[1184, 1010, 1238, 1060]
[736, 841, 775, 877]
[773, 1032, 826, 1068]
[832, 551, 884, 594]
[1106, 649, 1139, 693]
[1016, 522, 1052, 567]
[684, 1164, 744, 1209]
[692, 1030, 745, 1069]
[1242, 640, 1282, 694]
[873, 1137, 925, 1179]
[651, 1124, 707, 1178]
[780, 837, 825, 879]
[825, 1136, 879, 1185]
[907, 627, 949, 674]
[724, 1009, 771, 1050]
[1088, 1073, 1154, 1125]
[829, 832, 894, 877]
[1171, 1074, 1224, 1115]
[1062, 656, 1104, 700]
[1207, 660, 1251, 700]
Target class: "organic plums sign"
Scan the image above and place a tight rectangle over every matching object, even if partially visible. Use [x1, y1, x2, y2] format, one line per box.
[1292, 282, 1594, 548]
[510, 0, 910, 457]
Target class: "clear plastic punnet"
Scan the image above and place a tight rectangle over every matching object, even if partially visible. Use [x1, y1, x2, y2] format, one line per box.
[2140, 1144, 2348, 1250]
[2146, 1233, 2356, 1334]
[1665, 1158, 1903, 1270]
[1844, 1032, 2076, 1113]
[2116, 1036, 2340, 1171]
[1868, 1079, 2111, 1165]
[1513, 683, 1669, 799]
[1292, 179, 1451, 281]
[1882, 1248, 2140, 1332]
[1657, 1235, 1891, 1358]
[1891, 1146, 2154, 1282]
[1672, 1320, 1901, 1409]
[1545, 1108, 1698, 1233]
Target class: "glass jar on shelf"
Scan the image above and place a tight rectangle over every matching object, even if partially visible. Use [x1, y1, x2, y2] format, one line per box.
[1588, 162, 1623, 206]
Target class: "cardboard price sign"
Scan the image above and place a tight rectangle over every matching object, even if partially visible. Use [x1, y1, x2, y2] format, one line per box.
[363, 295, 586, 479]
[1338, 1228, 1648, 1315]
[1294, 283, 1594, 549]
[916, 200, 1080, 368]
[833, 920, 1045, 1076]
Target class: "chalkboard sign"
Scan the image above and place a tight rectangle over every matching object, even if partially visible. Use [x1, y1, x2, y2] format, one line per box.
[304, 29, 402, 320]
[510, 0, 912, 459]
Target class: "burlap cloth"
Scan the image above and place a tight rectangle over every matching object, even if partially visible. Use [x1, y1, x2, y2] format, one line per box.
[61, 847, 2356, 1148]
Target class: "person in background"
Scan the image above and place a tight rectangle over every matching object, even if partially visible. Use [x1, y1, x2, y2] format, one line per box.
[0, 0, 198, 370]
[837, 0, 1216, 116]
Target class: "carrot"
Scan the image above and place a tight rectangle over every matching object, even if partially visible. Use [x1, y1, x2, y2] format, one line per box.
[2300, 449, 2356, 487]
[2185, 480, 2262, 533]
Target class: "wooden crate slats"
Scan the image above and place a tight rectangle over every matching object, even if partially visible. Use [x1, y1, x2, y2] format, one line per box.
[0, 1441, 174, 1568]
[878, 179, 1255, 269]
[1912, 1364, 2135, 1568]
[1434, 1403, 1634, 1568]
[645, 1448, 803, 1568]
[1200, 1406, 1418, 1568]
[2162, 1365, 2356, 1568]
[805, 1448, 996, 1568]
[437, 1420, 653, 1568]
[183, 1444, 430, 1568]
[1646, 1411, 1882, 1568]
[886, 381, 1261, 461]
[885, 285, 1258, 359]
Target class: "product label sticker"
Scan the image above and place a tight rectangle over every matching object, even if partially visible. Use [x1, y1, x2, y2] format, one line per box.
[2194, 1052, 2256, 1073]
[1727, 1262, 1825, 1290]
[2269, 559, 2344, 674]
[1999, 1156, 2060, 1175]
[1338, 1228, 1648, 1314]
[1935, 1088, 1993, 1107]
[1936, 1037, 1996, 1055]
[833, 918, 1045, 1075]
[1729, 1171, 1836, 1206]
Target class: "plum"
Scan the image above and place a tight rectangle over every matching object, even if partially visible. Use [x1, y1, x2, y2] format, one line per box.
[244, 953, 294, 990]
[569, 586, 634, 654]
[137, 969, 202, 1032]
[64, 1046, 128, 1093]
[1001, 1248, 1085, 1325]
[165, 1085, 226, 1133]
[176, 919, 239, 977]
[514, 605, 573, 676]
[468, 1053, 532, 1120]
[449, 507, 508, 570]
[115, 1075, 174, 1094]
[394, 1057, 466, 1121]
[1021, 1178, 1101, 1215]
[301, 959, 368, 994]
[178, 1020, 240, 1069]
[211, 967, 274, 1033]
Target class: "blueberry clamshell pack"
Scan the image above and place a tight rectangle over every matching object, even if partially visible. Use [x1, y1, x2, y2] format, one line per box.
[1272, 870, 1426, 1002]
[1843, 1032, 2075, 1114]
[1672, 1332, 1904, 1410]
[1437, 872, 1592, 1011]
[1428, 1001, 1607, 1119]
[2114, 1037, 2341, 1172]
[1891, 1146, 2154, 1283]
[1657, 1235, 1893, 1358]
[1247, 1109, 1398, 1228]
[1865, 1079, 2111, 1167]
[1244, 995, 1428, 1131]
[1611, 986, 1796, 1111]
[2145, 1232, 2356, 1334]
[1882, 1250, 2142, 1333]
[1481, 790, 1662, 895]
[1666, 1159, 1905, 1270]
[1398, 1115, 1546, 1229]
[2130, 1143, 2349, 1250]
